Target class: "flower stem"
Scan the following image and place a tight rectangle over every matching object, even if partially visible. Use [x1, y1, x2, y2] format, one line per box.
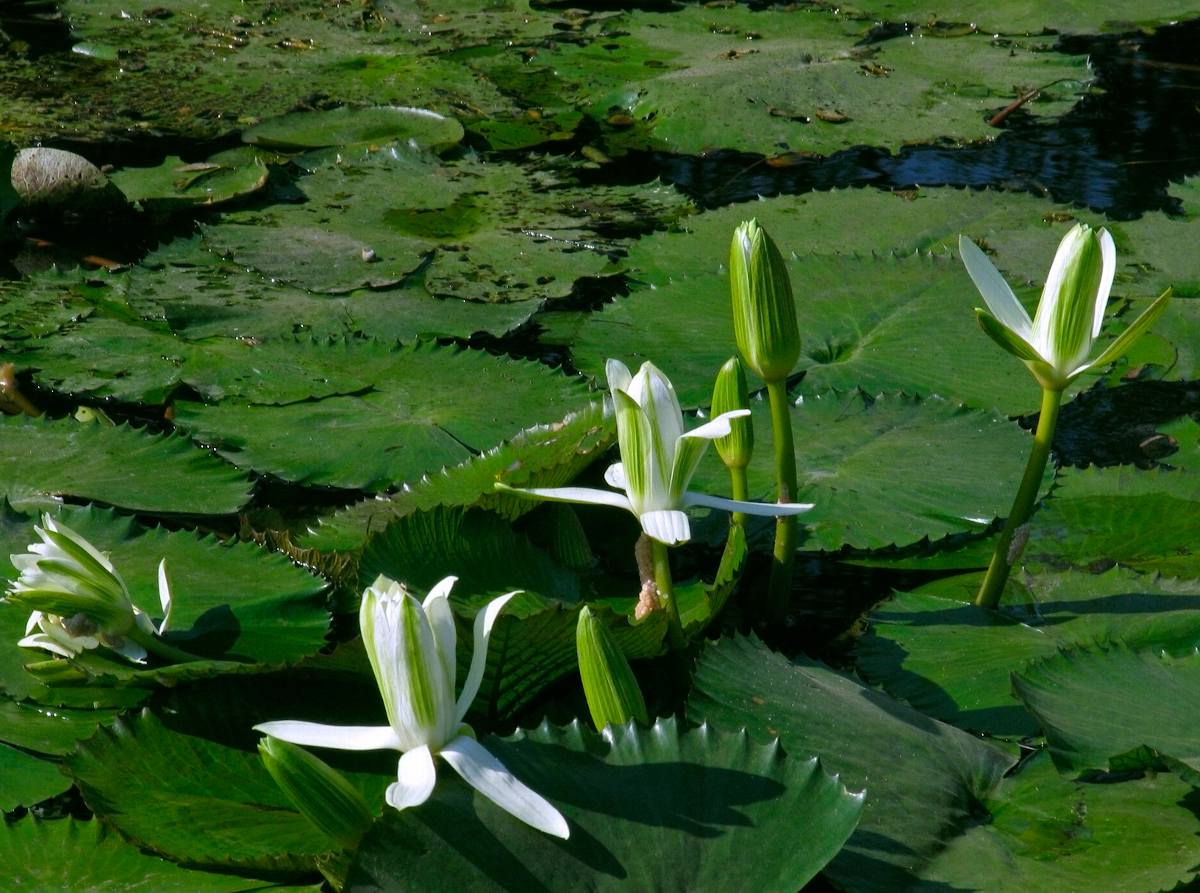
[652, 539, 686, 650]
[126, 627, 206, 664]
[728, 464, 749, 527]
[765, 379, 798, 626]
[975, 387, 1063, 609]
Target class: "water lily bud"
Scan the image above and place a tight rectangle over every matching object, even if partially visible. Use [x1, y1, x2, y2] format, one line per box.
[259, 736, 374, 850]
[576, 605, 649, 731]
[710, 357, 753, 469]
[729, 219, 801, 383]
[6, 515, 136, 635]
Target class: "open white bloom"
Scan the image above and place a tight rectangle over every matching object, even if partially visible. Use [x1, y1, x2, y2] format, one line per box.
[499, 359, 813, 545]
[7, 515, 173, 663]
[960, 224, 1171, 391]
[255, 575, 569, 839]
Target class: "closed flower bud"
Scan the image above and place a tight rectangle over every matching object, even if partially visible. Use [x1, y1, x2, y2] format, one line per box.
[259, 736, 374, 850]
[710, 357, 753, 469]
[730, 219, 801, 383]
[576, 605, 649, 731]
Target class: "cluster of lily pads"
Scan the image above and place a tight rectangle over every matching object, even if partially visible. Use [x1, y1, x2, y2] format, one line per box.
[4, 2, 1200, 892]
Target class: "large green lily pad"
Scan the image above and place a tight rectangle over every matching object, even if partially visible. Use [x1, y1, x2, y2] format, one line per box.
[914, 750, 1200, 893]
[493, 5, 1089, 157]
[1023, 465, 1200, 577]
[690, 390, 1048, 551]
[202, 151, 686, 303]
[689, 635, 1012, 893]
[171, 343, 593, 492]
[300, 403, 611, 553]
[0, 415, 250, 516]
[0, 744, 68, 811]
[0, 819, 322, 892]
[568, 251, 1063, 415]
[857, 568, 1200, 737]
[348, 717, 864, 893]
[838, 1, 1200, 36]
[109, 152, 269, 213]
[1013, 646, 1200, 775]
[243, 106, 464, 151]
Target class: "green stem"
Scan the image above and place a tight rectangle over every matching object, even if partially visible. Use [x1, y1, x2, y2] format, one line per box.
[975, 387, 1063, 609]
[729, 464, 749, 527]
[126, 626, 206, 664]
[765, 379, 798, 626]
[652, 539, 686, 650]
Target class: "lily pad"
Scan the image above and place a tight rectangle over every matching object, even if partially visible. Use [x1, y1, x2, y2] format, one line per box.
[690, 390, 1049, 552]
[243, 106, 464, 151]
[202, 151, 685, 302]
[568, 251, 1064, 415]
[915, 750, 1200, 893]
[489, 5, 1089, 157]
[300, 403, 612, 553]
[109, 152, 269, 212]
[0, 415, 250, 516]
[171, 343, 593, 492]
[1023, 465, 1200, 577]
[857, 568, 1200, 737]
[688, 635, 1013, 893]
[838, 1, 1200, 36]
[347, 717, 864, 893]
[0, 819, 322, 892]
[0, 744, 67, 811]
[66, 680, 388, 872]
[1013, 646, 1200, 775]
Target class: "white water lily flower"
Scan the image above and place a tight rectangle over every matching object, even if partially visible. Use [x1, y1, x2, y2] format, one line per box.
[960, 224, 1171, 391]
[7, 515, 173, 664]
[254, 575, 569, 839]
[499, 359, 813, 545]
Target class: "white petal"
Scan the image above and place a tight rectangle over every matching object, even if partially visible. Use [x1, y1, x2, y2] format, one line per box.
[604, 358, 632, 395]
[604, 462, 626, 489]
[1033, 224, 1088, 353]
[423, 577, 458, 693]
[386, 745, 438, 810]
[156, 558, 173, 635]
[684, 491, 815, 516]
[1091, 228, 1116, 338]
[683, 409, 751, 442]
[456, 591, 518, 724]
[24, 611, 42, 636]
[628, 363, 685, 458]
[639, 510, 691, 545]
[253, 721, 402, 752]
[17, 633, 78, 659]
[440, 736, 569, 839]
[958, 235, 1033, 340]
[496, 484, 633, 513]
[107, 638, 149, 664]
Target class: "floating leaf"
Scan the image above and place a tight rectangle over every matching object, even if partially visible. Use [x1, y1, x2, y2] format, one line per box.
[0, 819, 321, 892]
[243, 106, 464, 151]
[689, 635, 1012, 892]
[690, 390, 1048, 551]
[845, 2, 1200, 37]
[0, 744, 67, 811]
[348, 717, 864, 893]
[569, 252, 1062, 414]
[0, 415, 250, 516]
[857, 568, 1200, 737]
[916, 750, 1200, 893]
[172, 343, 592, 492]
[1013, 646, 1200, 775]
[109, 152, 269, 212]
[300, 404, 611, 553]
[495, 5, 1088, 156]
[1024, 465, 1200, 577]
